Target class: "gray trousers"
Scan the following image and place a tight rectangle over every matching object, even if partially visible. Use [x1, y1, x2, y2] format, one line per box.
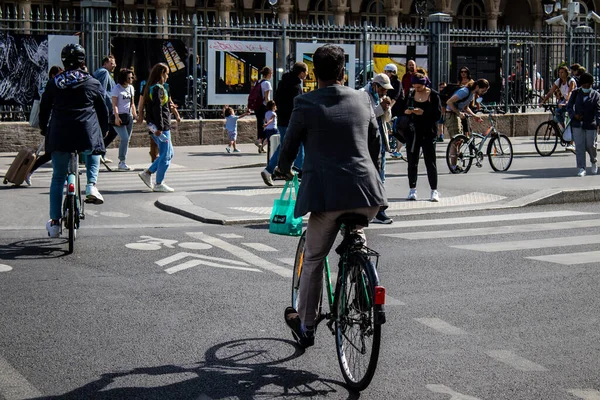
[298, 205, 380, 327]
[572, 127, 598, 169]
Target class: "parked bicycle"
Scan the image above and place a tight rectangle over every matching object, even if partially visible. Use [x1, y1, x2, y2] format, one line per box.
[534, 104, 572, 156]
[291, 214, 386, 391]
[446, 99, 514, 173]
[63, 152, 86, 254]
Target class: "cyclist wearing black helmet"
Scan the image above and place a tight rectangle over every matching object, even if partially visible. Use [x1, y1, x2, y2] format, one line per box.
[39, 43, 109, 238]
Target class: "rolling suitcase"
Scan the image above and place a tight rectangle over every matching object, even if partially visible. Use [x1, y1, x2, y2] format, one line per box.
[3, 142, 43, 186]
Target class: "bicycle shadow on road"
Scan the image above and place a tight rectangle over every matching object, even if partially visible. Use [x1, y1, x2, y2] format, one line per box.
[500, 167, 581, 179]
[30, 337, 362, 400]
[0, 238, 66, 260]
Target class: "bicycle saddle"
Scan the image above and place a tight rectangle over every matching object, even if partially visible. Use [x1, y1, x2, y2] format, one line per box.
[336, 213, 369, 229]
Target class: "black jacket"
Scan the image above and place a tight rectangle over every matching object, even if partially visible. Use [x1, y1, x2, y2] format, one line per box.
[145, 84, 171, 132]
[567, 88, 600, 130]
[39, 69, 108, 154]
[274, 71, 303, 127]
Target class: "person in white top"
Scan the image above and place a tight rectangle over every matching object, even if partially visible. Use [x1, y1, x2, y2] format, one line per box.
[110, 68, 138, 170]
[254, 66, 273, 153]
[540, 65, 576, 152]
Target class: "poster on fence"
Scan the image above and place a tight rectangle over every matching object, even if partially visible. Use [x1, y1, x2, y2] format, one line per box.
[372, 44, 428, 77]
[452, 47, 501, 103]
[0, 33, 48, 106]
[295, 43, 355, 93]
[112, 37, 188, 107]
[206, 40, 275, 105]
[48, 35, 79, 71]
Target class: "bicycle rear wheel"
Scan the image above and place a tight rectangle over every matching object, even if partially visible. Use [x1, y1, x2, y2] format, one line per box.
[334, 253, 381, 391]
[488, 134, 513, 172]
[66, 195, 75, 254]
[446, 134, 473, 174]
[534, 121, 559, 156]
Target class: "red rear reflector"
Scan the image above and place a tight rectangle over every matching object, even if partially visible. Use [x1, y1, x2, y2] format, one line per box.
[374, 286, 385, 305]
[68, 183, 75, 193]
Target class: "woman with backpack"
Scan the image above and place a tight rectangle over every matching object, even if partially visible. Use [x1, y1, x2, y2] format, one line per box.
[249, 66, 273, 153]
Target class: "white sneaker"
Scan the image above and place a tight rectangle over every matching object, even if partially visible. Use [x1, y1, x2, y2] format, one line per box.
[577, 168, 586, 177]
[118, 161, 131, 171]
[101, 156, 113, 163]
[85, 184, 104, 204]
[25, 173, 32, 186]
[592, 162, 598, 175]
[46, 219, 61, 238]
[138, 171, 154, 190]
[153, 183, 175, 192]
[430, 190, 440, 202]
[407, 188, 417, 201]
[566, 145, 576, 154]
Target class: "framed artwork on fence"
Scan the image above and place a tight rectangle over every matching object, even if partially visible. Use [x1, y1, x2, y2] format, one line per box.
[295, 43, 356, 93]
[207, 40, 275, 105]
[372, 44, 428, 77]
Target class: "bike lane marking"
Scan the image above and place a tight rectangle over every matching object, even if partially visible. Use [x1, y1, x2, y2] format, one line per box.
[242, 243, 278, 252]
[414, 318, 468, 335]
[567, 389, 600, 399]
[485, 350, 548, 371]
[0, 264, 12, 272]
[0, 355, 43, 400]
[426, 384, 482, 400]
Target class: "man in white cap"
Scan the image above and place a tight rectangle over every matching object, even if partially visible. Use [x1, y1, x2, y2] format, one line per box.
[361, 73, 394, 224]
[383, 63, 406, 160]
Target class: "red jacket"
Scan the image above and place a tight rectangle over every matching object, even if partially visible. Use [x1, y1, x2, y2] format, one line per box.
[401, 72, 414, 97]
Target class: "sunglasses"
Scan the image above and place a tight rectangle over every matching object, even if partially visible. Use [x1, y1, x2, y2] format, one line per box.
[461, 70, 468, 73]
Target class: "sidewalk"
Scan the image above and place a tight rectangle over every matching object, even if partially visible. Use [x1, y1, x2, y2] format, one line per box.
[3, 137, 599, 225]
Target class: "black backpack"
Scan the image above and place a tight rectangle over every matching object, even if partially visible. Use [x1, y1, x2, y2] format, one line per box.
[439, 83, 467, 107]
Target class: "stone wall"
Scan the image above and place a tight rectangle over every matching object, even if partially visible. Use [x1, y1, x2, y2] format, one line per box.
[0, 113, 549, 152]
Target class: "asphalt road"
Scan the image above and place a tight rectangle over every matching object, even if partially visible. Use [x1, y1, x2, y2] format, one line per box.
[1, 197, 600, 399]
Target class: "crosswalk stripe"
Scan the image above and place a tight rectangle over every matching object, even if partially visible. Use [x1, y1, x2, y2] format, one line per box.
[383, 219, 600, 240]
[366, 211, 595, 230]
[452, 235, 600, 252]
[567, 389, 600, 399]
[485, 350, 548, 371]
[242, 243, 278, 252]
[527, 250, 600, 265]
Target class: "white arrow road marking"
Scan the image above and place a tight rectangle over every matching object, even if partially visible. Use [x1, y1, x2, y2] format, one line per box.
[164, 259, 261, 274]
[0, 264, 12, 272]
[485, 350, 548, 371]
[156, 252, 250, 267]
[278, 258, 295, 266]
[186, 232, 292, 278]
[156, 252, 258, 274]
[178, 242, 213, 250]
[0, 355, 43, 399]
[567, 389, 600, 399]
[426, 384, 482, 400]
[242, 243, 278, 252]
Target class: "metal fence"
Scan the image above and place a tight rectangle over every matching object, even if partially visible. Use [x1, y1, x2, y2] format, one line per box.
[1, 3, 600, 121]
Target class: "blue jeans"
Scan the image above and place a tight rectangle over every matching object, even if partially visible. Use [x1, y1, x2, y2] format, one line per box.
[555, 103, 567, 127]
[113, 118, 133, 161]
[148, 130, 174, 184]
[50, 151, 99, 221]
[265, 125, 305, 174]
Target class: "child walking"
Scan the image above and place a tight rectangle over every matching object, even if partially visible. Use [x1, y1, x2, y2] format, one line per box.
[224, 106, 250, 153]
[263, 100, 278, 141]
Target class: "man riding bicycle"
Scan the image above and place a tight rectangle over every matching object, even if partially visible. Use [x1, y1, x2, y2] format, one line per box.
[275, 44, 387, 348]
[39, 44, 108, 237]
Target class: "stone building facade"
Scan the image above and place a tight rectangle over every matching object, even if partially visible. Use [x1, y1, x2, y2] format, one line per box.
[3, 0, 597, 32]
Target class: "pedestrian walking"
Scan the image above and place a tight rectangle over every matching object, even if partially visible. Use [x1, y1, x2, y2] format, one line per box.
[383, 63, 407, 160]
[540, 65, 577, 153]
[26, 65, 63, 186]
[93, 55, 117, 163]
[251, 67, 273, 153]
[401, 60, 416, 97]
[260, 62, 307, 186]
[39, 44, 108, 237]
[361, 73, 393, 224]
[404, 73, 442, 202]
[566, 72, 599, 177]
[138, 63, 175, 193]
[224, 106, 250, 153]
[277, 44, 386, 347]
[110, 68, 137, 171]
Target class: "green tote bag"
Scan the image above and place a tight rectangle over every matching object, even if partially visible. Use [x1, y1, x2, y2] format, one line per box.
[269, 175, 303, 236]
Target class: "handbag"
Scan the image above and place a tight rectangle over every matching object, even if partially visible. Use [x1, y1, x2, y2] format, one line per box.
[563, 124, 572, 142]
[269, 175, 303, 236]
[393, 115, 411, 143]
[29, 100, 40, 128]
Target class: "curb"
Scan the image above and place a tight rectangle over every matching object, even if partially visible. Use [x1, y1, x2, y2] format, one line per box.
[156, 187, 600, 226]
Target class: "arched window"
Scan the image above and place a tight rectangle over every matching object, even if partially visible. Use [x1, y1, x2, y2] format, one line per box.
[255, 0, 278, 23]
[456, 0, 487, 30]
[361, 0, 385, 27]
[574, 0, 593, 26]
[309, 0, 333, 24]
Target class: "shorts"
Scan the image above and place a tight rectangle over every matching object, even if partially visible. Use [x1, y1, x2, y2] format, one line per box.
[227, 129, 237, 141]
[444, 112, 463, 138]
[265, 128, 278, 138]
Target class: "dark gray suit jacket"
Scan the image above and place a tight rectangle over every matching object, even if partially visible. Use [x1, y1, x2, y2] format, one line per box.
[278, 84, 387, 218]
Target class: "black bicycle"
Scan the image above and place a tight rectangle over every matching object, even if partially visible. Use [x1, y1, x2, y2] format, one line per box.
[534, 104, 572, 156]
[63, 152, 85, 254]
[291, 213, 386, 391]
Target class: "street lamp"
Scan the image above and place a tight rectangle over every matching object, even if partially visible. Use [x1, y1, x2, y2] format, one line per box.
[268, 0, 278, 21]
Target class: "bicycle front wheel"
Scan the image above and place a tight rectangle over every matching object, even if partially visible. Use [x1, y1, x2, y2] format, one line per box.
[534, 121, 559, 156]
[488, 134, 514, 172]
[334, 253, 381, 391]
[446, 134, 473, 174]
[291, 231, 323, 323]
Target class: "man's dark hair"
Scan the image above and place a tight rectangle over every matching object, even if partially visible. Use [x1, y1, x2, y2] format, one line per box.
[292, 62, 308, 76]
[570, 63, 582, 72]
[313, 45, 345, 82]
[102, 55, 115, 65]
[579, 72, 594, 86]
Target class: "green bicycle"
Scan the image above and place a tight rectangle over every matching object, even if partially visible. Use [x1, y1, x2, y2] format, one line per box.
[291, 213, 386, 391]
